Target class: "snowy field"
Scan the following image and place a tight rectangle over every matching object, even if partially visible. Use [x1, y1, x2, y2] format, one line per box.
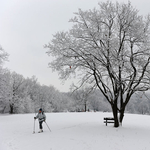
[0, 112, 150, 150]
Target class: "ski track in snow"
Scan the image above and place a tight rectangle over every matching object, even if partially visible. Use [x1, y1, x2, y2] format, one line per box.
[0, 112, 150, 150]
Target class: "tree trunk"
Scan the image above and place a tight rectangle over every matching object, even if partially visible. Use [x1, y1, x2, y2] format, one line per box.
[112, 103, 119, 127]
[119, 106, 125, 125]
[84, 102, 86, 112]
[9, 104, 14, 114]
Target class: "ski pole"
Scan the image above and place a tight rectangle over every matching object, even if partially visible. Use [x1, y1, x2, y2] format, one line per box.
[45, 121, 51, 132]
[33, 119, 35, 134]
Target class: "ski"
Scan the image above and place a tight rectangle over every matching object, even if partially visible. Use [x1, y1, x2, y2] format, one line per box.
[32, 131, 44, 134]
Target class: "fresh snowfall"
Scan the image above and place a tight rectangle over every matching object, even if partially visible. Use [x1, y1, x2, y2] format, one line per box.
[0, 112, 150, 150]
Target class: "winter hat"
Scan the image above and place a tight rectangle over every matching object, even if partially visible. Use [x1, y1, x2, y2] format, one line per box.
[39, 108, 42, 111]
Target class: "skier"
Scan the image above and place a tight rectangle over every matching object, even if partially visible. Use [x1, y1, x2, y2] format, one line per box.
[34, 108, 46, 133]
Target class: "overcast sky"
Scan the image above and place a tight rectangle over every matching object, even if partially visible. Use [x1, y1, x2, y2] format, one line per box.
[0, 0, 150, 92]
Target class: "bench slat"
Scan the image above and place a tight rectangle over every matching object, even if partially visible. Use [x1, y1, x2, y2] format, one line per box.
[104, 121, 114, 123]
[104, 117, 114, 126]
[104, 118, 114, 120]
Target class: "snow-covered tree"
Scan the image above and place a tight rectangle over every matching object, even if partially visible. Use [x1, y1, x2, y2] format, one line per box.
[88, 90, 111, 112]
[0, 45, 9, 113]
[71, 87, 93, 112]
[9, 72, 25, 113]
[0, 70, 11, 113]
[45, 86, 65, 112]
[45, 1, 150, 127]
[0, 45, 8, 66]
[25, 76, 41, 113]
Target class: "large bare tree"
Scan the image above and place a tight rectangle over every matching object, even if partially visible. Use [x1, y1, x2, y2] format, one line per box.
[45, 1, 150, 127]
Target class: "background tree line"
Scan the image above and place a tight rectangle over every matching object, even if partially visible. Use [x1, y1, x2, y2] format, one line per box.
[0, 65, 150, 114]
[0, 69, 73, 114]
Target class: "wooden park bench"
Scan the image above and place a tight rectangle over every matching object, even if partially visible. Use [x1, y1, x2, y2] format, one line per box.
[104, 117, 114, 126]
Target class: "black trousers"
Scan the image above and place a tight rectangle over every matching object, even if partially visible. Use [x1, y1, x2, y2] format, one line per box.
[39, 121, 43, 129]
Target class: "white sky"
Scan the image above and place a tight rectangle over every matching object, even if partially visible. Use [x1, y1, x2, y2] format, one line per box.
[0, 0, 150, 92]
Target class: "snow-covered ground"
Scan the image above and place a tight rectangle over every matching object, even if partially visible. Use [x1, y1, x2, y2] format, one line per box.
[0, 112, 150, 150]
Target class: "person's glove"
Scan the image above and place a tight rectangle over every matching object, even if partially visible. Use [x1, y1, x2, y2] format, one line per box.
[34, 117, 36, 119]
